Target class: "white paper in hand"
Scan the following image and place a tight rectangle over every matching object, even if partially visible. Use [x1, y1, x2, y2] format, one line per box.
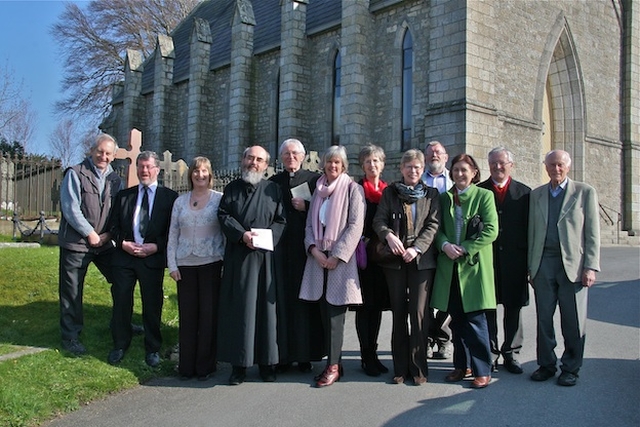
[251, 228, 274, 251]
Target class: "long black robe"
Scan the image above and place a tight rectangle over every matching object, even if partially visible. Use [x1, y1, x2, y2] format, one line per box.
[217, 178, 286, 367]
[270, 169, 325, 363]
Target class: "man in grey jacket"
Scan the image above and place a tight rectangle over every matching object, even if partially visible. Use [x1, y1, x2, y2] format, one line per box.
[58, 133, 122, 355]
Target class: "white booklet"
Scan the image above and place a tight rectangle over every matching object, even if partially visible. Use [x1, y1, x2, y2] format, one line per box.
[251, 228, 274, 251]
[290, 182, 312, 201]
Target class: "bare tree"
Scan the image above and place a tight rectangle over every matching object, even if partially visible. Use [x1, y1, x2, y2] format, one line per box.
[50, 0, 201, 122]
[50, 119, 83, 168]
[0, 62, 38, 150]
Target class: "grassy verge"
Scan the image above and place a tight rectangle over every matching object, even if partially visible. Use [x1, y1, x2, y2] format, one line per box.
[0, 245, 179, 427]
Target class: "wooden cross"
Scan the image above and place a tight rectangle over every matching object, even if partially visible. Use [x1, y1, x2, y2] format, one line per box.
[115, 129, 143, 188]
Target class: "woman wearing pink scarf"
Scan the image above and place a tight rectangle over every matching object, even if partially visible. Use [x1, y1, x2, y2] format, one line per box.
[299, 145, 365, 387]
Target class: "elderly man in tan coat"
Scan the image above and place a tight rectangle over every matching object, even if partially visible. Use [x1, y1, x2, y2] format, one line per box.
[528, 149, 600, 387]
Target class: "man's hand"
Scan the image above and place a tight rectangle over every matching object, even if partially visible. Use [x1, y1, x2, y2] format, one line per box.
[87, 231, 101, 247]
[291, 197, 307, 212]
[582, 268, 596, 288]
[242, 231, 258, 250]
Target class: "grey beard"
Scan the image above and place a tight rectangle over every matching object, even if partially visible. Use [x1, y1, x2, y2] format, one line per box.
[428, 160, 445, 174]
[242, 170, 263, 186]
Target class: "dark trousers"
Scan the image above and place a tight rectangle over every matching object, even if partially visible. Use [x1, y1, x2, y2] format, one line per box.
[110, 260, 165, 353]
[533, 255, 588, 374]
[177, 261, 222, 377]
[319, 299, 347, 365]
[384, 265, 433, 379]
[486, 304, 524, 360]
[59, 248, 113, 341]
[448, 269, 492, 377]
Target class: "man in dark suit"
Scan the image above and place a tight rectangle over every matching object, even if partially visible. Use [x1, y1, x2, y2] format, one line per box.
[528, 149, 600, 386]
[478, 147, 530, 374]
[107, 151, 178, 367]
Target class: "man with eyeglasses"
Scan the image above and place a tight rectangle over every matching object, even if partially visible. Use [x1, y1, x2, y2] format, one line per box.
[270, 139, 324, 373]
[217, 145, 287, 385]
[422, 140, 454, 360]
[107, 151, 178, 367]
[478, 146, 531, 374]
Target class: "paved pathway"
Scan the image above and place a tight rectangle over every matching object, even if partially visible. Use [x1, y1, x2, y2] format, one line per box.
[44, 246, 640, 427]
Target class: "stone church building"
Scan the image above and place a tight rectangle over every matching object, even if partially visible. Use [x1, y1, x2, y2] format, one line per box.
[101, 0, 639, 240]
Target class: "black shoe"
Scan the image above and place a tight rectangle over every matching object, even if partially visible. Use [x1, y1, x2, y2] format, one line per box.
[108, 348, 125, 365]
[361, 349, 381, 377]
[557, 371, 578, 386]
[62, 339, 87, 356]
[229, 366, 246, 385]
[531, 366, 555, 381]
[145, 351, 161, 368]
[298, 362, 313, 373]
[259, 365, 276, 382]
[504, 357, 524, 374]
[179, 374, 193, 381]
[131, 323, 144, 335]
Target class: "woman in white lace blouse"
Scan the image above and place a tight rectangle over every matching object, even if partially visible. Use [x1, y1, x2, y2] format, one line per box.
[167, 156, 225, 381]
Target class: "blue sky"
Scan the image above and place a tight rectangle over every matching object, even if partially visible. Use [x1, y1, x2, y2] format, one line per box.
[0, 0, 88, 156]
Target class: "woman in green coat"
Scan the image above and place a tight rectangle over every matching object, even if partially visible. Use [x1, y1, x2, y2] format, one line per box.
[431, 153, 498, 389]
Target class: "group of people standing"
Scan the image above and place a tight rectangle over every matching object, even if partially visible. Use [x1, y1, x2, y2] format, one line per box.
[58, 133, 600, 390]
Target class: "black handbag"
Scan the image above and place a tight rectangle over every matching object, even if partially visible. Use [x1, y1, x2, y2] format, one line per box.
[465, 214, 484, 240]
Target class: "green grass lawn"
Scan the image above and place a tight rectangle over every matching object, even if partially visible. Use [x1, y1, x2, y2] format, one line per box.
[0, 245, 179, 427]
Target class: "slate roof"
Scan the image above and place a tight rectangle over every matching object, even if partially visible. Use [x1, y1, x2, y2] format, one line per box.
[128, 0, 407, 98]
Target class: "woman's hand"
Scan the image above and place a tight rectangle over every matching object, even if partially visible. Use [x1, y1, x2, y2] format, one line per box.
[325, 256, 340, 270]
[169, 270, 181, 282]
[385, 233, 405, 256]
[443, 242, 465, 260]
[311, 246, 328, 267]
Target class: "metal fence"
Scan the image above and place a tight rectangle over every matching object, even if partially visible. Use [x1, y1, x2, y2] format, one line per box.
[1, 150, 322, 220]
[1, 153, 62, 219]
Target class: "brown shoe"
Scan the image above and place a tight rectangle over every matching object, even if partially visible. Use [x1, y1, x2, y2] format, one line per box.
[445, 368, 472, 382]
[391, 376, 405, 384]
[470, 375, 491, 388]
[316, 364, 340, 388]
[413, 376, 427, 386]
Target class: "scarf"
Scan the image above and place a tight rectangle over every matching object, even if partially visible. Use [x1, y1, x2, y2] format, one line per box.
[392, 180, 429, 204]
[310, 173, 352, 251]
[362, 178, 387, 204]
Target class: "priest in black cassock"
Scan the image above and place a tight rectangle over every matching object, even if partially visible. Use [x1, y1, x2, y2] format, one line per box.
[270, 139, 325, 373]
[217, 145, 287, 385]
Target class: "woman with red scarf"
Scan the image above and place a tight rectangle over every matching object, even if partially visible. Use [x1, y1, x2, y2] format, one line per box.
[354, 145, 391, 376]
[373, 149, 440, 385]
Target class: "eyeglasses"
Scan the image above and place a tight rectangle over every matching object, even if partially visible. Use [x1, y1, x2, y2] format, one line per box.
[489, 161, 512, 167]
[281, 151, 301, 157]
[245, 155, 267, 164]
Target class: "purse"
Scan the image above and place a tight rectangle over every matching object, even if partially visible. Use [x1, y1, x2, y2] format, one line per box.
[466, 214, 484, 240]
[356, 236, 368, 269]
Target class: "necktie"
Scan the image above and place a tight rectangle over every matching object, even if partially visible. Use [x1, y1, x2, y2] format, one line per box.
[139, 187, 149, 238]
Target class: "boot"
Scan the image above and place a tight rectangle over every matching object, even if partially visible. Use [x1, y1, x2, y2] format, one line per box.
[373, 344, 388, 373]
[361, 348, 380, 377]
[316, 364, 340, 388]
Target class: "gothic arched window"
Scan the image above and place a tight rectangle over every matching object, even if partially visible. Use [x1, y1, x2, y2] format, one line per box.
[332, 51, 341, 145]
[402, 30, 413, 150]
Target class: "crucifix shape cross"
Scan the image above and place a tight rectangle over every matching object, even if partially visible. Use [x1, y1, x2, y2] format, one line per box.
[114, 129, 142, 188]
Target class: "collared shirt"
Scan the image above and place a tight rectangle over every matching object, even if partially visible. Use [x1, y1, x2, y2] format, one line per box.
[549, 178, 568, 198]
[422, 170, 449, 194]
[134, 182, 158, 244]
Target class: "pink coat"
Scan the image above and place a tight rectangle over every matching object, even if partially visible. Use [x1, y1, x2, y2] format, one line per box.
[299, 180, 365, 306]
